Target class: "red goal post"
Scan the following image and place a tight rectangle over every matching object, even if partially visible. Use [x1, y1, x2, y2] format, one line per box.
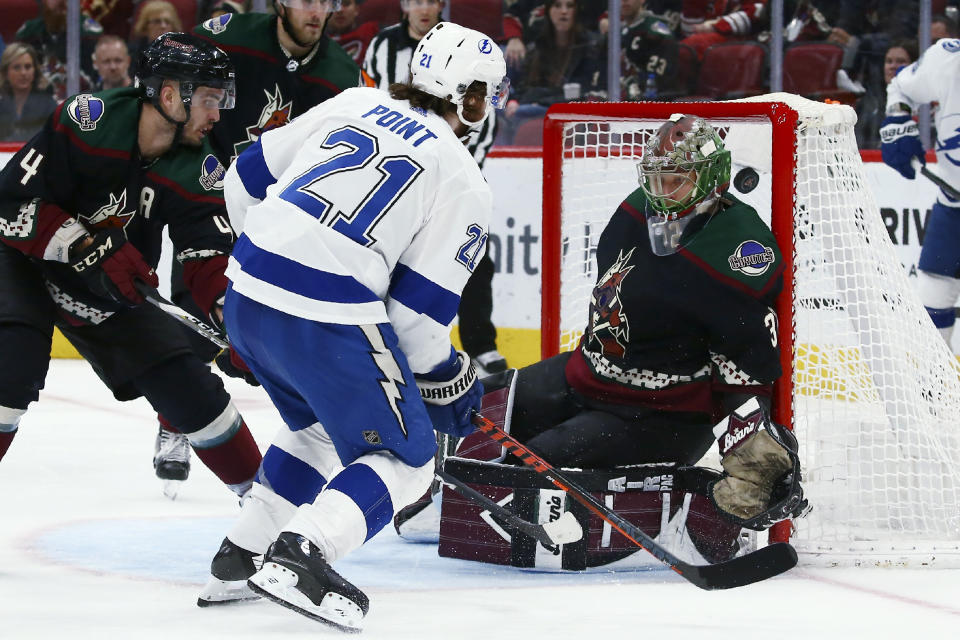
[540, 95, 960, 566]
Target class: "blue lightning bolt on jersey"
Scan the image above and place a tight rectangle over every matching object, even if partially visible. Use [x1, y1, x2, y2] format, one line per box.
[224, 86, 491, 374]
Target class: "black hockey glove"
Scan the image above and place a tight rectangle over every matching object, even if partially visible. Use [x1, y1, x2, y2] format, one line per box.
[416, 349, 484, 438]
[215, 348, 260, 387]
[70, 229, 159, 306]
[707, 398, 810, 531]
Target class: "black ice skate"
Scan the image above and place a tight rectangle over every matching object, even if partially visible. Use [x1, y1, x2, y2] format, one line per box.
[153, 426, 191, 499]
[197, 537, 261, 607]
[247, 532, 369, 633]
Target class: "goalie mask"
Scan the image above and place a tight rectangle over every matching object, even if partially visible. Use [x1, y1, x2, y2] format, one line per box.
[410, 22, 510, 129]
[638, 115, 731, 256]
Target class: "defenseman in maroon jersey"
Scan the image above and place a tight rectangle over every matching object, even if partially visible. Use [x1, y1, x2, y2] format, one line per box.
[508, 114, 806, 532]
[0, 34, 263, 500]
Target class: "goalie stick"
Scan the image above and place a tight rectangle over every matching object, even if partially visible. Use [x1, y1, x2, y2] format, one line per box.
[436, 469, 582, 553]
[472, 412, 799, 590]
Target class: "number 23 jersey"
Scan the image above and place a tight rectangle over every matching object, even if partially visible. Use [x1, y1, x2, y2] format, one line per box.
[224, 87, 492, 373]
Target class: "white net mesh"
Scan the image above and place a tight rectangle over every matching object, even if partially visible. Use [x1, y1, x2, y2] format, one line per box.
[548, 94, 960, 566]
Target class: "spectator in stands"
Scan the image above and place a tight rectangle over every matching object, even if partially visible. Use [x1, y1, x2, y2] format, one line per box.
[604, 0, 679, 100]
[854, 39, 918, 149]
[931, 13, 959, 41]
[82, 0, 137, 38]
[15, 0, 101, 101]
[91, 34, 132, 90]
[129, 0, 183, 76]
[505, 0, 602, 114]
[329, 0, 379, 65]
[680, 0, 768, 60]
[0, 42, 57, 142]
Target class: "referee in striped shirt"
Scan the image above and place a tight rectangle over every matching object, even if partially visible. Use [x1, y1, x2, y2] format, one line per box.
[363, 0, 506, 375]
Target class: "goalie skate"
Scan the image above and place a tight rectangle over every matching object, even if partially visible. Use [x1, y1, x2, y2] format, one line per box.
[247, 532, 368, 633]
[197, 537, 261, 607]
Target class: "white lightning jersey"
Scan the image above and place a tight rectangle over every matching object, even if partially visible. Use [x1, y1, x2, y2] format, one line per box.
[887, 38, 960, 205]
[224, 87, 491, 373]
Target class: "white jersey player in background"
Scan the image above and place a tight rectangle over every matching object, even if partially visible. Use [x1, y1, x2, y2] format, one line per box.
[196, 22, 508, 631]
[881, 37, 960, 348]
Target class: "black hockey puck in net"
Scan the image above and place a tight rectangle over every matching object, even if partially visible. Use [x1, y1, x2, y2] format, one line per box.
[733, 167, 760, 194]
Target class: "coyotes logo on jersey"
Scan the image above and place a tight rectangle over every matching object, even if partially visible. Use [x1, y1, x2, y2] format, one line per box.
[587, 248, 635, 359]
[82, 190, 135, 229]
[236, 85, 294, 159]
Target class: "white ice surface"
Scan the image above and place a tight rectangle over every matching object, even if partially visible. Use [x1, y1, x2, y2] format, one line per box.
[1, 361, 958, 639]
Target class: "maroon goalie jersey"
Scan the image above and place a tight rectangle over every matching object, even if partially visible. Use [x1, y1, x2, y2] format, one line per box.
[565, 187, 784, 418]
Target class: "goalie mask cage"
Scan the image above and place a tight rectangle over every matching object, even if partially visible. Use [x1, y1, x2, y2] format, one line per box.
[541, 93, 960, 567]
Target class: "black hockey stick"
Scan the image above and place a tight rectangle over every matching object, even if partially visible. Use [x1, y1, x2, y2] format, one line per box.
[135, 282, 230, 349]
[911, 158, 960, 200]
[472, 412, 798, 590]
[436, 469, 582, 553]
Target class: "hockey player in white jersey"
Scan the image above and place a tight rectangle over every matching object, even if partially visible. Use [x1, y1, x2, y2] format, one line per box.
[881, 37, 960, 347]
[196, 22, 508, 631]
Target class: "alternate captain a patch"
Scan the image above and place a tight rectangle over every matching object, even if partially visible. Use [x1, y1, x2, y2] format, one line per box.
[66, 95, 105, 131]
[728, 240, 775, 276]
[199, 154, 226, 191]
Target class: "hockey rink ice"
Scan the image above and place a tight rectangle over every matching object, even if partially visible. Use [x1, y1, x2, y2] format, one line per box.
[1, 360, 958, 639]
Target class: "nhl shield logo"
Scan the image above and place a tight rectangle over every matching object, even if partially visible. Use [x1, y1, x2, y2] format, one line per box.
[728, 240, 776, 276]
[199, 154, 226, 191]
[362, 430, 382, 445]
[202, 13, 232, 34]
[67, 95, 105, 131]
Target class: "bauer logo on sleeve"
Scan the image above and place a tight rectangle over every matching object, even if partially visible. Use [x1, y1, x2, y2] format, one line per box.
[728, 240, 775, 276]
[67, 95, 105, 131]
[199, 155, 226, 191]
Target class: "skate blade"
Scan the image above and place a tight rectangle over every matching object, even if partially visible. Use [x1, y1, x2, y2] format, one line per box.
[197, 577, 261, 607]
[247, 563, 364, 633]
[161, 479, 184, 500]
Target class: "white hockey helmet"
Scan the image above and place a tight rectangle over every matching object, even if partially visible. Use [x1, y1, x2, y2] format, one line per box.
[410, 22, 509, 129]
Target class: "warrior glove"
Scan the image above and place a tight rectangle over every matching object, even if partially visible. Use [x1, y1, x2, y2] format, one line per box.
[880, 114, 924, 180]
[70, 229, 158, 306]
[708, 397, 809, 531]
[416, 349, 484, 438]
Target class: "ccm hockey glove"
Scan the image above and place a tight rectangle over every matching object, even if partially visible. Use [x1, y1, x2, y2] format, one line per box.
[880, 114, 924, 179]
[707, 397, 809, 531]
[416, 349, 484, 438]
[70, 229, 158, 306]
[215, 348, 260, 387]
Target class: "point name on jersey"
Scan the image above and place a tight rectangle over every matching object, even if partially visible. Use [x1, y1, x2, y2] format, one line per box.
[361, 105, 438, 147]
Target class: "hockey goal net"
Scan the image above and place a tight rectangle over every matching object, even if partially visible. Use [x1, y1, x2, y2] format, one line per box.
[540, 94, 960, 567]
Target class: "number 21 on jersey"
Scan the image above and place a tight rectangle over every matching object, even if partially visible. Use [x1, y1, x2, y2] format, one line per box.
[279, 126, 423, 247]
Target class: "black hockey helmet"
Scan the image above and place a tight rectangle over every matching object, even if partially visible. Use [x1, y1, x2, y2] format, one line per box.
[136, 32, 236, 112]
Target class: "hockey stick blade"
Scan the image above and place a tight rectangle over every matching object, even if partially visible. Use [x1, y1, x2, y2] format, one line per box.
[437, 469, 582, 552]
[135, 282, 230, 350]
[472, 412, 798, 590]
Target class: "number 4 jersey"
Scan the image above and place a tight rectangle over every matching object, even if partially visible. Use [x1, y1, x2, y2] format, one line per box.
[224, 87, 492, 374]
[0, 87, 235, 325]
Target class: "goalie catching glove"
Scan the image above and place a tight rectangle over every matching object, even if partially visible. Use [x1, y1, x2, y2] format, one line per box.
[416, 349, 484, 438]
[708, 398, 809, 531]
